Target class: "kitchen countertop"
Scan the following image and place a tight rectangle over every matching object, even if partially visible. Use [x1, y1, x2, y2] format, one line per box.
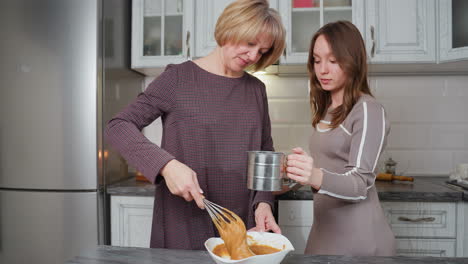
[66, 245, 468, 264]
[432, 177, 468, 202]
[278, 176, 465, 202]
[107, 177, 156, 196]
[107, 176, 466, 202]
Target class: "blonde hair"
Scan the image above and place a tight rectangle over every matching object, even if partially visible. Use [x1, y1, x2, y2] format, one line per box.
[214, 0, 286, 71]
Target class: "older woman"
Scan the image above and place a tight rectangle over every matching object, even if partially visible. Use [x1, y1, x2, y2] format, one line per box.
[105, 0, 285, 250]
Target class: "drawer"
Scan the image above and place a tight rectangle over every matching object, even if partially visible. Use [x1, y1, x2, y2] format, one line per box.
[396, 238, 456, 257]
[381, 202, 456, 238]
[278, 200, 313, 226]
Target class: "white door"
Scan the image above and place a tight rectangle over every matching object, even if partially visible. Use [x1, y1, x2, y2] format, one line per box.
[278, 200, 314, 254]
[194, 0, 279, 58]
[439, 0, 468, 62]
[365, 0, 436, 63]
[111, 196, 154, 248]
[279, 0, 365, 65]
[195, 0, 237, 57]
[131, 0, 194, 70]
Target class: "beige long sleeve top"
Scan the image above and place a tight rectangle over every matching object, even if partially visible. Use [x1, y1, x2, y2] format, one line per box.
[305, 94, 396, 256]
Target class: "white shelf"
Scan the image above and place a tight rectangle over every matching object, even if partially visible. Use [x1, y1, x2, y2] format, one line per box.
[144, 12, 183, 17]
[292, 6, 352, 12]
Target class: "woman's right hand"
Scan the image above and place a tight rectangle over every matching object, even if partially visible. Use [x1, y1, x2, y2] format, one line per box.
[160, 159, 205, 209]
[286, 147, 323, 190]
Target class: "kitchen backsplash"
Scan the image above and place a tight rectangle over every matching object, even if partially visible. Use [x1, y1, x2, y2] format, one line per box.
[143, 75, 468, 176]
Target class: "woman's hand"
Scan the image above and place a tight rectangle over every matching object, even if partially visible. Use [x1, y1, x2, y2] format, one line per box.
[160, 159, 205, 209]
[249, 202, 281, 234]
[286, 147, 323, 190]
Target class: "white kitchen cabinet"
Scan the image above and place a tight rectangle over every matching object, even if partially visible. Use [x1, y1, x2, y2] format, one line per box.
[109, 196, 467, 256]
[395, 238, 456, 257]
[439, 0, 468, 62]
[380, 201, 466, 257]
[462, 202, 468, 257]
[111, 196, 154, 248]
[380, 202, 456, 238]
[194, 0, 233, 58]
[194, 0, 279, 58]
[131, 0, 194, 74]
[278, 0, 365, 64]
[365, 0, 436, 63]
[279, 200, 466, 257]
[278, 200, 313, 254]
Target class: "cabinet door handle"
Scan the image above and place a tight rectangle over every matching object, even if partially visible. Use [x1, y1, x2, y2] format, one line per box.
[398, 216, 436, 223]
[186, 30, 191, 60]
[177, 0, 182, 13]
[370, 25, 375, 58]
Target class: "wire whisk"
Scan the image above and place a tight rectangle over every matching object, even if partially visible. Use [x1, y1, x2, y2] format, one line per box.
[203, 198, 255, 260]
[203, 198, 241, 228]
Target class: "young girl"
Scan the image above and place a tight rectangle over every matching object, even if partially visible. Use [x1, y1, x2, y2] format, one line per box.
[286, 21, 396, 256]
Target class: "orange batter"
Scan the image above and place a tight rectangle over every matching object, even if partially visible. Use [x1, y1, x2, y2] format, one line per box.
[213, 243, 281, 258]
[209, 206, 281, 260]
[249, 244, 281, 255]
[211, 207, 254, 260]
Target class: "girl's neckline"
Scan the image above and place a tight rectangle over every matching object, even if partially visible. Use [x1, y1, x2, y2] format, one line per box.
[189, 60, 247, 80]
[328, 93, 373, 111]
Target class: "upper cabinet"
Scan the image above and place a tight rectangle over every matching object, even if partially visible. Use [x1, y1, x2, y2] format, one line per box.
[131, 0, 194, 73]
[439, 0, 468, 62]
[194, 0, 234, 58]
[194, 0, 278, 58]
[130, 0, 468, 75]
[365, 0, 436, 63]
[278, 0, 365, 64]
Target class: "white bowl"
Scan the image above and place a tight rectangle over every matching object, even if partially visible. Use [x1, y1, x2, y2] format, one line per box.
[204, 232, 294, 264]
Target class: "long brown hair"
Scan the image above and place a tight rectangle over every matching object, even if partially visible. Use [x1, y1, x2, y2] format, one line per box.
[307, 21, 372, 129]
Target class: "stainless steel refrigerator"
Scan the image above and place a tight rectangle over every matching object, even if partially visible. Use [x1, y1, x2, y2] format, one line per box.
[0, 0, 143, 263]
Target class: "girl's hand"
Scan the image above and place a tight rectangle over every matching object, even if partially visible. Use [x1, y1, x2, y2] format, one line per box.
[160, 159, 205, 209]
[286, 147, 323, 190]
[249, 202, 281, 234]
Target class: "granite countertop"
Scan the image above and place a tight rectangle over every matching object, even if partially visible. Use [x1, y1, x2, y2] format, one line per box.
[107, 177, 156, 196]
[66, 245, 468, 264]
[107, 176, 467, 202]
[278, 176, 465, 202]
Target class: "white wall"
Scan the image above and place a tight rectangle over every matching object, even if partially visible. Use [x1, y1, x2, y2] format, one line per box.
[144, 74, 468, 176]
[258, 74, 468, 176]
